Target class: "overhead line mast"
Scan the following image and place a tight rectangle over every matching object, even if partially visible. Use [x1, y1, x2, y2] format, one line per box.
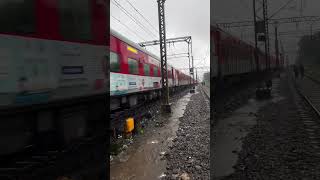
[216, 16, 320, 28]
[139, 36, 195, 92]
[157, 0, 171, 113]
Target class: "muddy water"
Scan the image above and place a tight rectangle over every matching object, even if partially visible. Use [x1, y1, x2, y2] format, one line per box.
[213, 79, 284, 178]
[110, 93, 192, 180]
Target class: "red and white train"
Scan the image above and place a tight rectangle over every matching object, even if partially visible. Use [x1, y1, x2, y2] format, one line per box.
[0, 0, 108, 160]
[211, 26, 284, 79]
[110, 29, 195, 110]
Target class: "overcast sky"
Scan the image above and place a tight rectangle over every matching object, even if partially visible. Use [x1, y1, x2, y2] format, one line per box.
[111, 0, 210, 80]
[212, 0, 320, 64]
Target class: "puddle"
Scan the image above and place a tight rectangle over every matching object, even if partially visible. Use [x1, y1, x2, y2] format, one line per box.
[213, 80, 285, 178]
[110, 92, 192, 180]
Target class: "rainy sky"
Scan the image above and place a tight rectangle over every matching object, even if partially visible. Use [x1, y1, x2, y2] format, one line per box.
[110, 0, 210, 80]
[212, 0, 320, 64]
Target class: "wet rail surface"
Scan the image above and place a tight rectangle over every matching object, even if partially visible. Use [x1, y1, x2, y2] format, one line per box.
[297, 75, 320, 116]
[293, 73, 320, 154]
[110, 93, 192, 180]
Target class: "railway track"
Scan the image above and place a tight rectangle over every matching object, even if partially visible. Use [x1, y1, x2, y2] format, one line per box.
[110, 87, 190, 138]
[109, 87, 193, 155]
[292, 72, 320, 154]
[199, 84, 210, 100]
[0, 135, 106, 180]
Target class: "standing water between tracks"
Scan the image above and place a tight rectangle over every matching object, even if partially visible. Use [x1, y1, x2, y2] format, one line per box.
[110, 92, 193, 180]
[213, 78, 285, 179]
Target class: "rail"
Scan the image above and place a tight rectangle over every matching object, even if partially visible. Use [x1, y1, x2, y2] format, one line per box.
[294, 73, 320, 118]
[199, 84, 210, 100]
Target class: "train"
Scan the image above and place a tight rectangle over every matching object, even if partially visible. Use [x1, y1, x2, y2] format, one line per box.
[211, 26, 284, 82]
[0, 0, 108, 178]
[110, 29, 196, 111]
[0, 0, 195, 175]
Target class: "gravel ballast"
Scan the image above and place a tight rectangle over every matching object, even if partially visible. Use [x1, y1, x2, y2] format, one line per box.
[165, 88, 210, 179]
[221, 74, 320, 180]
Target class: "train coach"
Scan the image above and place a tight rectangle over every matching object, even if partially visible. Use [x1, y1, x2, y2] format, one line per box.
[110, 29, 195, 111]
[0, 0, 108, 177]
[211, 26, 284, 81]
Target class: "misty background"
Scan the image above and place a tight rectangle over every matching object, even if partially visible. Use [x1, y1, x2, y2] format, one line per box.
[212, 0, 320, 65]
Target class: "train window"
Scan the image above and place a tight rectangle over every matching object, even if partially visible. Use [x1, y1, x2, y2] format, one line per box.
[110, 52, 120, 72]
[128, 58, 139, 74]
[154, 67, 159, 77]
[0, 0, 35, 34]
[144, 64, 150, 76]
[59, 0, 92, 41]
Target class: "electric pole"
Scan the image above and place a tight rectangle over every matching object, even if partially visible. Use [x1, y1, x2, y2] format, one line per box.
[263, 0, 270, 70]
[190, 41, 195, 93]
[196, 68, 198, 83]
[253, 0, 259, 72]
[275, 22, 279, 68]
[157, 0, 171, 112]
[139, 36, 195, 93]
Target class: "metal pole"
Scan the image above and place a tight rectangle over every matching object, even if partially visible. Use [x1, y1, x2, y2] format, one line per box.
[188, 42, 191, 85]
[191, 38, 195, 85]
[189, 39, 195, 93]
[196, 68, 198, 83]
[157, 0, 171, 112]
[263, 0, 270, 70]
[253, 0, 260, 72]
[275, 23, 279, 68]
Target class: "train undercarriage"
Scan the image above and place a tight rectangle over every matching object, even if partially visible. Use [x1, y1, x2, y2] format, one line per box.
[0, 95, 107, 180]
[110, 84, 196, 137]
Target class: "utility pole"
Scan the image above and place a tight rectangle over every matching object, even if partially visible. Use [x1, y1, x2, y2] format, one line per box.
[253, 0, 260, 72]
[157, 0, 171, 113]
[139, 36, 195, 93]
[252, 0, 270, 72]
[195, 68, 198, 83]
[190, 41, 195, 93]
[275, 22, 279, 68]
[263, 0, 270, 70]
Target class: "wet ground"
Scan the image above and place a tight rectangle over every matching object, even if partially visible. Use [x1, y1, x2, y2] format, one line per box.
[165, 87, 210, 179]
[213, 78, 284, 179]
[219, 72, 320, 179]
[110, 92, 192, 180]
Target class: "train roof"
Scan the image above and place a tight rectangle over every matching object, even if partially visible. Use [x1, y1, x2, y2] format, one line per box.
[211, 25, 256, 49]
[110, 28, 160, 61]
[110, 28, 188, 75]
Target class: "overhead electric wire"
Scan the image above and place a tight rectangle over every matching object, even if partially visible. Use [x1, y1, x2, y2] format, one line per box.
[111, 15, 159, 53]
[125, 0, 159, 34]
[111, 0, 158, 39]
[111, 15, 148, 42]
